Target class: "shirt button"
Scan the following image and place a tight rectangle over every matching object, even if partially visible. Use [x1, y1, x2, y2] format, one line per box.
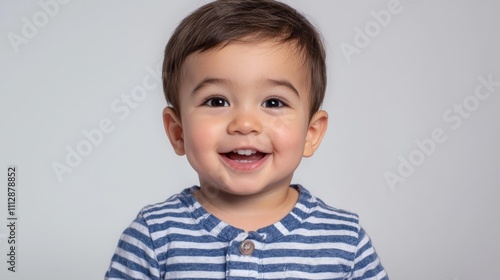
[239, 240, 255, 255]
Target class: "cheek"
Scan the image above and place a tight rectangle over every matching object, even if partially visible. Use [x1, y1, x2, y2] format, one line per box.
[183, 117, 223, 152]
[267, 115, 308, 151]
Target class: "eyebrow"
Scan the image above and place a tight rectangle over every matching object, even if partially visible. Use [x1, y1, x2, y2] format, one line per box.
[263, 79, 299, 97]
[191, 77, 300, 97]
[191, 78, 230, 95]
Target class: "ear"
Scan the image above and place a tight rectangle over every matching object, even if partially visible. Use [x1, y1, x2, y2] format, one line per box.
[303, 110, 328, 157]
[163, 107, 185, 155]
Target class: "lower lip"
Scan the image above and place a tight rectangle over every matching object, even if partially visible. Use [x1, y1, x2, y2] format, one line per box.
[219, 153, 270, 171]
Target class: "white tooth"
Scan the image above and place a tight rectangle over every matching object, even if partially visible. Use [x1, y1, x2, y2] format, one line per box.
[235, 149, 257, 156]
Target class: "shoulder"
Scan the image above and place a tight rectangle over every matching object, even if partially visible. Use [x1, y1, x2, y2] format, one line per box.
[295, 185, 362, 244]
[297, 186, 388, 277]
[298, 185, 360, 226]
[133, 186, 199, 231]
[139, 187, 196, 217]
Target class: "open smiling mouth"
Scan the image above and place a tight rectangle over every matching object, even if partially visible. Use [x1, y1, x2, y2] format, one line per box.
[225, 149, 266, 163]
[220, 149, 269, 170]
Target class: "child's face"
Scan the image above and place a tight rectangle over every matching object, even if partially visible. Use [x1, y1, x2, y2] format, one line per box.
[164, 40, 327, 197]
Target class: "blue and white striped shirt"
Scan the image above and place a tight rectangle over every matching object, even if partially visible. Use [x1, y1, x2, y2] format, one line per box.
[105, 185, 388, 279]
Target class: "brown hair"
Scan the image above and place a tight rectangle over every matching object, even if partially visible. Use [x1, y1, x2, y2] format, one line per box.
[162, 0, 326, 118]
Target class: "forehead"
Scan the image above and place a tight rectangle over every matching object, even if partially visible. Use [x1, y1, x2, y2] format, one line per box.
[179, 40, 310, 96]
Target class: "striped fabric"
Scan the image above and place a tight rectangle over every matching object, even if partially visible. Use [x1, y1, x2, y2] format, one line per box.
[105, 185, 388, 279]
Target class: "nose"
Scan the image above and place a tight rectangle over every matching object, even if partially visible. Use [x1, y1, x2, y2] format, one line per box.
[227, 109, 263, 135]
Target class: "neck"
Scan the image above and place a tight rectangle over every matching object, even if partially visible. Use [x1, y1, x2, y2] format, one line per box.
[193, 185, 299, 232]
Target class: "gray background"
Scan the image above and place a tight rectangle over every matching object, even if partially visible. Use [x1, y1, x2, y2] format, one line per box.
[1, 0, 499, 279]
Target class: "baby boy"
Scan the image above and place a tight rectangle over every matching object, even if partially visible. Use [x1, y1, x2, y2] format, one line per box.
[106, 0, 388, 279]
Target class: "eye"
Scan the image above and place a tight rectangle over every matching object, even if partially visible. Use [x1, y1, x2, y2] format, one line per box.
[262, 98, 286, 108]
[203, 97, 229, 107]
